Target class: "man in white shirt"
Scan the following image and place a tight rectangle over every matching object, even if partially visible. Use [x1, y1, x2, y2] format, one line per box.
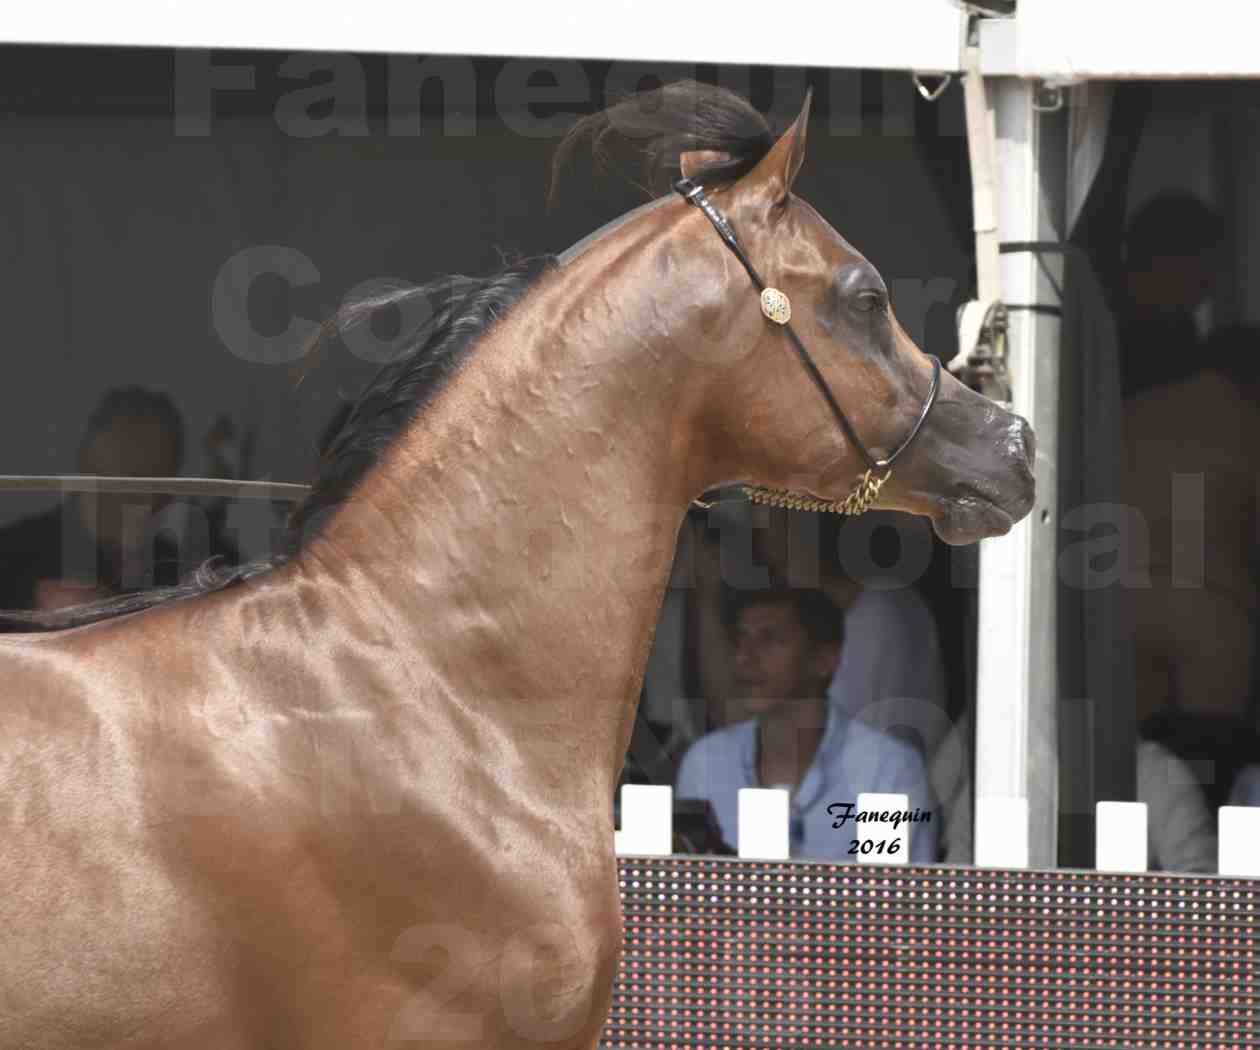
[1137, 739, 1217, 873]
[676, 585, 939, 862]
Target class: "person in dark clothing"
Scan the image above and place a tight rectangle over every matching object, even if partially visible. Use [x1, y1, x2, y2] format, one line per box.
[0, 388, 185, 611]
[1117, 196, 1260, 725]
[1117, 191, 1224, 396]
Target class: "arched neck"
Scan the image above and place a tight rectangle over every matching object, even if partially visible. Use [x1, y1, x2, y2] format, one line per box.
[301, 202, 721, 759]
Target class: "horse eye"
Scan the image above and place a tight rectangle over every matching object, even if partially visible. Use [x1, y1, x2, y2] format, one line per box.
[853, 288, 887, 313]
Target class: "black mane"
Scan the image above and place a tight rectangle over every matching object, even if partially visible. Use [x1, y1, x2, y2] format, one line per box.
[286, 256, 557, 549]
[2, 80, 777, 634]
[0, 257, 557, 633]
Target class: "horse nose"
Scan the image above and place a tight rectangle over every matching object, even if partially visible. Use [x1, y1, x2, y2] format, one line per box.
[996, 412, 1034, 467]
[1004, 415, 1038, 517]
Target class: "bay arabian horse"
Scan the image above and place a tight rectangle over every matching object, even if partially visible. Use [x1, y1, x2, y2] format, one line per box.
[0, 83, 1035, 1049]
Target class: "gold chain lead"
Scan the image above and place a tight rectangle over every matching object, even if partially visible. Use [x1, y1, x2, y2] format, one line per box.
[743, 468, 889, 516]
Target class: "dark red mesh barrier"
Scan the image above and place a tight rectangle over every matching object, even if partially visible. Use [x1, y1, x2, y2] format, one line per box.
[605, 856, 1259, 1049]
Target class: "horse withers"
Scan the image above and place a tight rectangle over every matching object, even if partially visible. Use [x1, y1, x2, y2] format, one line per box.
[0, 83, 1034, 1049]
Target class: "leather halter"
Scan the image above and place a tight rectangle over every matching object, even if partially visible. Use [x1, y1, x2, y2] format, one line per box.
[675, 177, 941, 515]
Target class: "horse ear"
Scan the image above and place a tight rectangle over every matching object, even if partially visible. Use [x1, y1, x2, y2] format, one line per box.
[744, 88, 812, 207]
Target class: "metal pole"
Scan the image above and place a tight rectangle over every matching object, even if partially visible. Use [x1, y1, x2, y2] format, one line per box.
[0, 475, 309, 502]
[973, 78, 1064, 869]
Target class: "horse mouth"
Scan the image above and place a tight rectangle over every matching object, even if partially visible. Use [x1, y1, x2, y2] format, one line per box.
[932, 491, 1023, 546]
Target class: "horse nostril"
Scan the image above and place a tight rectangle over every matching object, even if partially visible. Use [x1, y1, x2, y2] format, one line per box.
[1014, 418, 1035, 464]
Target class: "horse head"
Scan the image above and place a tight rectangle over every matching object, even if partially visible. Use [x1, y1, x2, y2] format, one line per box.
[673, 90, 1036, 544]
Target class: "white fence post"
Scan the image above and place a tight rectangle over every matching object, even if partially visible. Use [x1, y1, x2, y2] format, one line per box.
[1218, 806, 1260, 877]
[737, 788, 790, 860]
[975, 796, 1030, 868]
[1095, 801, 1148, 873]
[614, 784, 672, 857]
[856, 792, 911, 864]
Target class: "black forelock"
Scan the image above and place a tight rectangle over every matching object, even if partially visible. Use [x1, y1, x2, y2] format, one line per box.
[550, 79, 775, 203]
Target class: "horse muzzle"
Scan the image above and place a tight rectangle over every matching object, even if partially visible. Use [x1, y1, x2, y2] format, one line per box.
[931, 414, 1036, 544]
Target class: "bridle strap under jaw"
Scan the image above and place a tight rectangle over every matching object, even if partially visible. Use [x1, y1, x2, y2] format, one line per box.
[674, 176, 941, 515]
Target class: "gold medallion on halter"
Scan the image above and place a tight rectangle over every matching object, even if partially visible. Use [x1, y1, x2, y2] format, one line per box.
[760, 287, 791, 325]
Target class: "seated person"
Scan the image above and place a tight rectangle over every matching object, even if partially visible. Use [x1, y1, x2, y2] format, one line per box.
[0, 389, 250, 616]
[1116, 199, 1259, 724]
[0, 388, 186, 610]
[1141, 711, 1260, 811]
[688, 507, 950, 735]
[826, 551, 949, 754]
[684, 504, 967, 859]
[676, 585, 939, 862]
[1137, 738, 1216, 873]
[1123, 366, 1260, 723]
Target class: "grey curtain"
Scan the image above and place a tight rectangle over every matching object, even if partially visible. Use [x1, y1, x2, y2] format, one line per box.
[1054, 83, 1153, 867]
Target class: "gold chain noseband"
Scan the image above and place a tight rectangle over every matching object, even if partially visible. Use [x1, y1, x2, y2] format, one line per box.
[743, 467, 889, 516]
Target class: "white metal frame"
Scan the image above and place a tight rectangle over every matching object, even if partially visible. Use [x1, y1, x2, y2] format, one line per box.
[973, 79, 1064, 868]
[3, 2, 967, 71]
[981, 0, 1260, 80]
[14, 1, 1260, 78]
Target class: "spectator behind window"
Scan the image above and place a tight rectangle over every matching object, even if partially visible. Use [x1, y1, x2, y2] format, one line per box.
[0, 387, 186, 611]
[676, 585, 938, 863]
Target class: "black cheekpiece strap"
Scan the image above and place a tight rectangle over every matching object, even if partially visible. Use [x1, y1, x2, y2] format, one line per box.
[673, 176, 940, 475]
